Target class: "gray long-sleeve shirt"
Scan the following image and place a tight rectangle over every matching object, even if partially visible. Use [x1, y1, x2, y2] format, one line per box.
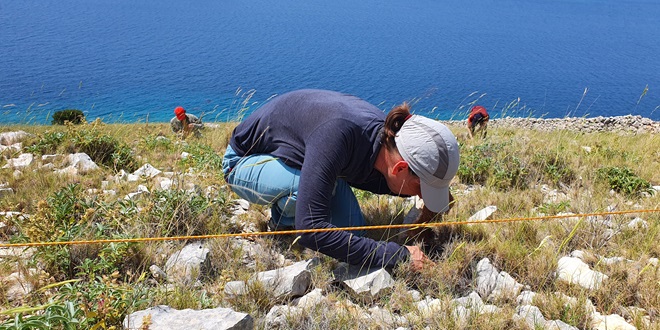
[229, 89, 410, 268]
[170, 114, 203, 133]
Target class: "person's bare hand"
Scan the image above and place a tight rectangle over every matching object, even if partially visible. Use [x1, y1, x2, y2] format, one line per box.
[405, 245, 434, 271]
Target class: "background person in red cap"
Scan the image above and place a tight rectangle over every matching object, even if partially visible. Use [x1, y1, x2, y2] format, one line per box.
[466, 105, 489, 139]
[171, 106, 204, 139]
[222, 89, 460, 271]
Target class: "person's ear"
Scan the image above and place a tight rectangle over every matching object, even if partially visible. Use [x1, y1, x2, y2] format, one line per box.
[391, 160, 409, 175]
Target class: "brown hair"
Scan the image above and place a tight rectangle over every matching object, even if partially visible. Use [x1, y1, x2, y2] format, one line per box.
[382, 102, 411, 150]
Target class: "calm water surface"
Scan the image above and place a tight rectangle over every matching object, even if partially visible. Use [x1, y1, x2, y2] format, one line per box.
[1, 0, 659, 124]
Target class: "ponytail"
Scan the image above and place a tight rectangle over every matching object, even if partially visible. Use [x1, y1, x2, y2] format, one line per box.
[382, 102, 411, 150]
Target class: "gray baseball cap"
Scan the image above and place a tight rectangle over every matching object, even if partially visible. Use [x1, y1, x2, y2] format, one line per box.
[394, 115, 460, 213]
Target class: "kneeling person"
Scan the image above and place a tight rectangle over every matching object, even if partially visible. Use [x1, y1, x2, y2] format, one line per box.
[171, 106, 203, 139]
[222, 89, 460, 270]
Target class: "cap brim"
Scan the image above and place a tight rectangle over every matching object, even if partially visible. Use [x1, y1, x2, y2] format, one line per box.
[421, 182, 450, 213]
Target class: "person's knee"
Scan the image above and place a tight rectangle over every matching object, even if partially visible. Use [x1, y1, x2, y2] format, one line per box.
[297, 233, 317, 249]
[276, 195, 297, 218]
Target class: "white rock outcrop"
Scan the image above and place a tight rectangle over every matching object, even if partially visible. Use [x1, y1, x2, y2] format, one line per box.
[0, 131, 32, 145]
[468, 206, 497, 222]
[556, 257, 608, 290]
[2, 153, 34, 169]
[123, 305, 253, 330]
[475, 258, 524, 301]
[164, 242, 211, 285]
[225, 258, 318, 299]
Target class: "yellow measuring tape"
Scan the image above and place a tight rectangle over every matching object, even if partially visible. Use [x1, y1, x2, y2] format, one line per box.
[1, 209, 658, 248]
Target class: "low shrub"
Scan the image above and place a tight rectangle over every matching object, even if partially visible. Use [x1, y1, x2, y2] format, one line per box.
[537, 201, 571, 215]
[458, 142, 529, 190]
[52, 109, 85, 125]
[531, 151, 575, 186]
[24, 127, 138, 172]
[68, 128, 138, 172]
[595, 166, 653, 197]
[0, 276, 153, 329]
[140, 134, 174, 152]
[457, 143, 496, 185]
[140, 189, 232, 237]
[180, 143, 224, 173]
[489, 154, 529, 190]
[18, 184, 142, 279]
[24, 131, 66, 154]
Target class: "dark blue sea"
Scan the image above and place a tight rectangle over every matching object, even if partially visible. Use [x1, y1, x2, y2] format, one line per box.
[1, 0, 659, 124]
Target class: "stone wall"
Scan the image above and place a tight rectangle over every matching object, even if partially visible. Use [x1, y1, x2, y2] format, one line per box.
[444, 115, 660, 134]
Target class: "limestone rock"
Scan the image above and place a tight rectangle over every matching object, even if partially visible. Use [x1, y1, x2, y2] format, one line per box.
[513, 305, 546, 329]
[133, 163, 162, 178]
[591, 312, 636, 330]
[41, 154, 61, 163]
[292, 288, 327, 310]
[627, 217, 648, 229]
[468, 206, 497, 222]
[367, 306, 407, 328]
[229, 238, 286, 269]
[264, 305, 302, 329]
[0, 131, 32, 145]
[515, 291, 537, 306]
[225, 258, 318, 299]
[0, 187, 14, 198]
[124, 185, 150, 200]
[149, 265, 168, 282]
[60, 153, 99, 174]
[123, 305, 253, 330]
[2, 153, 34, 169]
[164, 242, 211, 285]
[333, 263, 395, 301]
[0, 143, 22, 153]
[1, 268, 43, 302]
[415, 297, 443, 318]
[556, 257, 608, 290]
[475, 258, 524, 301]
[155, 177, 174, 190]
[450, 291, 499, 325]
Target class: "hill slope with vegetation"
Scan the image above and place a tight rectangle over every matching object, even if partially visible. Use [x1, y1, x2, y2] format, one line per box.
[0, 116, 658, 329]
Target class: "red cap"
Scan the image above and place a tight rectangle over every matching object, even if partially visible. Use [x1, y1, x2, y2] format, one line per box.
[174, 106, 186, 121]
[471, 105, 487, 114]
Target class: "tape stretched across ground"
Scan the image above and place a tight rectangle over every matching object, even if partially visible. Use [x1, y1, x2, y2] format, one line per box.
[0, 209, 658, 248]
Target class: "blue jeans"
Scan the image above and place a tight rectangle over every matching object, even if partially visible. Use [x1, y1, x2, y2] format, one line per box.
[222, 145, 365, 233]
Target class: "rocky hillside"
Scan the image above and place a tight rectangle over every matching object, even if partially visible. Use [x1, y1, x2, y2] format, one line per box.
[0, 117, 658, 329]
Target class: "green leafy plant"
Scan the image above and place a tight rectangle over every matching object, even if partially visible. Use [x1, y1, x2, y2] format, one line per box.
[0, 301, 85, 330]
[140, 134, 174, 152]
[0, 275, 153, 330]
[24, 131, 67, 155]
[537, 201, 571, 215]
[52, 109, 85, 125]
[457, 143, 496, 185]
[68, 128, 138, 172]
[19, 184, 91, 278]
[488, 155, 528, 190]
[23, 127, 137, 172]
[532, 151, 575, 186]
[180, 143, 224, 173]
[20, 184, 141, 279]
[142, 189, 218, 237]
[595, 166, 653, 197]
[458, 142, 528, 190]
